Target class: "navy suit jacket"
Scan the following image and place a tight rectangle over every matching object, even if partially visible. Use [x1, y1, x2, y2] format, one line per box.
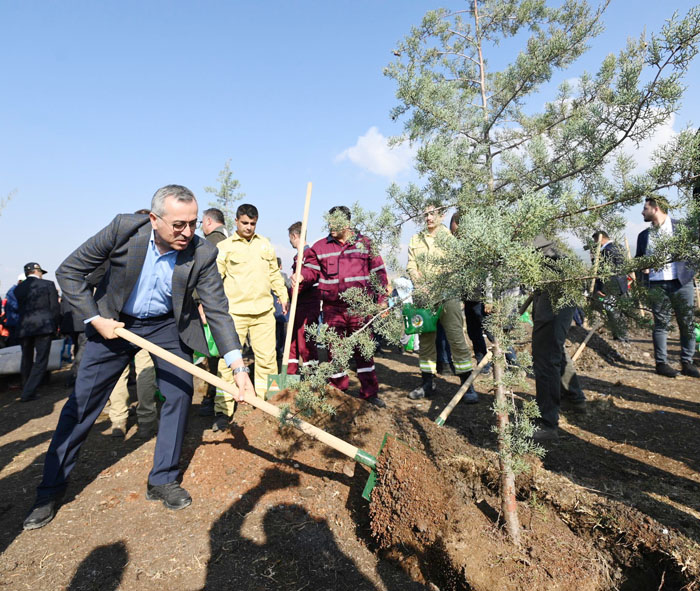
[595, 242, 628, 295]
[56, 214, 241, 356]
[14, 276, 60, 338]
[635, 218, 695, 286]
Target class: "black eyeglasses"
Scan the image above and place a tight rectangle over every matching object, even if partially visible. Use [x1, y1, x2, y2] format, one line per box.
[154, 213, 199, 233]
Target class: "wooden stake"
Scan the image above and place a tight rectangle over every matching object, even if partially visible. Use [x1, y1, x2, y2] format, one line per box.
[624, 236, 646, 318]
[280, 182, 312, 373]
[589, 233, 603, 295]
[577, 233, 605, 354]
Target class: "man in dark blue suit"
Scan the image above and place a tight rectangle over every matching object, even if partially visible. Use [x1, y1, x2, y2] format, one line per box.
[14, 262, 60, 401]
[635, 196, 699, 378]
[23, 185, 255, 530]
[591, 231, 629, 341]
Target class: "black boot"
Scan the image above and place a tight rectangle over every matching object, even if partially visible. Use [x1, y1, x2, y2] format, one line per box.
[408, 372, 435, 399]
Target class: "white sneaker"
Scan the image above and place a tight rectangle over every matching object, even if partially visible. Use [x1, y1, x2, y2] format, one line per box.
[408, 383, 435, 399]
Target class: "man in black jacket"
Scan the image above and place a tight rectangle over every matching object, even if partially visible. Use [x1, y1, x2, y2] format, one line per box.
[591, 231, 629, 341]
[15, 262, 60, 402]
[197, 207, 229, 417]
[531, 236, 587, 442]
[201, 207, 228, 245]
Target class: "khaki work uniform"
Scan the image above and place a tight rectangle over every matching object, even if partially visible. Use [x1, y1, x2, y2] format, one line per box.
[108, 348, 157, 425]
[406, 225, 473, 375]
[216, 232, 288, 412]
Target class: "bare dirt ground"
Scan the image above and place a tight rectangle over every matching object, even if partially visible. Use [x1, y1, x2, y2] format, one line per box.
[1, 324, 700, 590]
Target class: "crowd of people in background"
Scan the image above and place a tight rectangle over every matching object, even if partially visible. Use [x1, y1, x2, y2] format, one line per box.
[1, 186, 697, 530]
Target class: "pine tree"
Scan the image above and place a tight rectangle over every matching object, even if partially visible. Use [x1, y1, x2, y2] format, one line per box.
[382, 0, 700, 545]
[204, 160, 245, 232]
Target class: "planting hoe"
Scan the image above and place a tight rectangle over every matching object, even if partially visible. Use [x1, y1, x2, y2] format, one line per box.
[114, 326, 384, 500]
[266, 182, 312, 396]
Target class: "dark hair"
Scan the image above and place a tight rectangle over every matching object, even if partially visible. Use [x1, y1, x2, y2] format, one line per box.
[276, 257, 282, 267]
[450, 211, 461, 227]
[203, 207, 225, 225]
[134, 208, 151, 215]
[592, 230, 609, 241]
[288, 221, 302, 235]
[329, 205, 351, 220]
[645, 195, 668, 213]
[236, 203, 259, 219]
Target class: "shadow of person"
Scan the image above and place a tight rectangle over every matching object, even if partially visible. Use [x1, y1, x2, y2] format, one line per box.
[0, 367, 73, 439]
[204, 467, 384, 591]
[182, 418, 354, 490]
[66, 541, 128, 591]
[0, 420, 150, 556]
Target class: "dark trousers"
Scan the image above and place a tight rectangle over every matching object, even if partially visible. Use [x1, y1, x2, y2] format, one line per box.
[21, 334, 53, 398]
[37, 314, 193, 501]
[532, 292, 584, 429]
[464, 300, 488, 362]
[70, 332, 88, 381]
[204, 356, 220, 398]
[435, 321, 452, 364]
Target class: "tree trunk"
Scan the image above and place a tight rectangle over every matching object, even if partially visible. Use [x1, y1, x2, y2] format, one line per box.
[492, 336, 521, 546]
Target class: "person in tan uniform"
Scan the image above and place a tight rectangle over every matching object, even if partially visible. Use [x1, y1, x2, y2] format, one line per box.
[213, 203, 289, 431]
[406, 206, 476, 402]
[107, 349, 157, 438]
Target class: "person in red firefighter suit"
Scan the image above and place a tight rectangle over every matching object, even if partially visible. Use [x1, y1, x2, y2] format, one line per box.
[293, 206, 389, 408]
[286, 221, 320, 375]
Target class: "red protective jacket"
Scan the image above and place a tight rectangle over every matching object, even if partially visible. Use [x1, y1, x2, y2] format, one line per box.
[290, 246, 321, 308]
[301, 233, 388, 305]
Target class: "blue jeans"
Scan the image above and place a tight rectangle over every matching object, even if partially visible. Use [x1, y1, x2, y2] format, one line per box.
[649, 279, 695, 364]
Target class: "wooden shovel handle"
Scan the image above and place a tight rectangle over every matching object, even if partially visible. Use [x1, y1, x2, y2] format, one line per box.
[435, 351, 493, 426]
[571, 320, 603, 362]
[281, 182, 312, 368]
[114, 326, 365, 463]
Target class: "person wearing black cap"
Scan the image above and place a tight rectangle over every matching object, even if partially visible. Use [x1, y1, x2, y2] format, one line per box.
[14, 262, 60, 401]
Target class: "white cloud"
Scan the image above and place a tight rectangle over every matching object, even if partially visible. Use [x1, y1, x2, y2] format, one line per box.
[335, 127, 416, 178]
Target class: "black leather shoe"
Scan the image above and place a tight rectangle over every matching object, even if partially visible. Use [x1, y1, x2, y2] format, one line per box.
[146, 481, 192, 510]
[367, 396, 386, 408]
[20, 394, 39, 402]
[563, 397, 587, 414]
[198, 396, 215, 417]
[211, 413, 230, 432]
[23, 499, 57, 530]
[681, 362, 700, 378]
[656, 363, 678, 378]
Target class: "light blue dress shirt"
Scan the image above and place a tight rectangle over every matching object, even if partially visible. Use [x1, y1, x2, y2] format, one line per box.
[91, 230, 241, 365]
[122, 230, 177, 317]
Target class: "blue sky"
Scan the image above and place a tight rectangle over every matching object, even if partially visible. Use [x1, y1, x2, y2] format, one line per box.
[1, 1, 699, 294]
